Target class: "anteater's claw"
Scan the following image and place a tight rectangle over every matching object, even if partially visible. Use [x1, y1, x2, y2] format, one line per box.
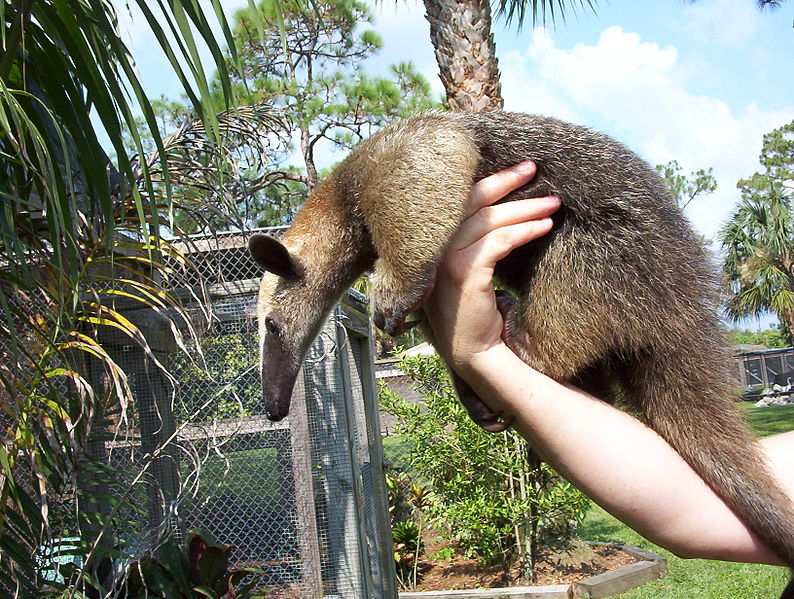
[478, 413, 515, 433]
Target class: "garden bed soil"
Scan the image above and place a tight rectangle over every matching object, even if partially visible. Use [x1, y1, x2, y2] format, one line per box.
[259, 537, 640, 597]
[410, 537, 638, 592]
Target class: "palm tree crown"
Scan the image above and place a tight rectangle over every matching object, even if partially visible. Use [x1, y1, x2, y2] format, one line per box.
[722, 180, 794, 329]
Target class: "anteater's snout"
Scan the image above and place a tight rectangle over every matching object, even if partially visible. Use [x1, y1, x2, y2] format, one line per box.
[261, 365, 298, 423]
[265, 402, 288, 422]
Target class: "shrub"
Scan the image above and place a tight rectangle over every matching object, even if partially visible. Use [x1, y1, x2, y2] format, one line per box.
[379, 354, 590, 580]
[384, 468, 431, 590]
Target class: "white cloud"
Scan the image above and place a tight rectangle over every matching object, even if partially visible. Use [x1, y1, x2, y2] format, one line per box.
[501, 26, 794, 239]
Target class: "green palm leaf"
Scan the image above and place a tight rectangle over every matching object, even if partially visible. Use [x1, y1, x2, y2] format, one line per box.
[721, 176, 794, 328]
[494, 0, 597, 27]
[0, 1, 260, 595]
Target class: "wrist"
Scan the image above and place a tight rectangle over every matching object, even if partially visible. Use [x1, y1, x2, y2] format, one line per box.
[453, 342, 546, 423]
[455, 342, 526, 387]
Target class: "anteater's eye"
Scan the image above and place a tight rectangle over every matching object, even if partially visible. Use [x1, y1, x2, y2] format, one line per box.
[265, 316, 280, 336]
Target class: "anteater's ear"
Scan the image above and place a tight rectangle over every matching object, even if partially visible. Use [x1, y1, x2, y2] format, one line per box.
[248, 233, 304, 280]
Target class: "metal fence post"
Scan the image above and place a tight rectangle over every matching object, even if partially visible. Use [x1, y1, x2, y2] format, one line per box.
[289, 369, 323, 598]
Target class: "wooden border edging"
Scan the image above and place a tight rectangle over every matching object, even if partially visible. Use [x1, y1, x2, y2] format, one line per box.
[399, 585, 572, 599]
[573, 544, 666, 599]
[398, 543, 667, 599]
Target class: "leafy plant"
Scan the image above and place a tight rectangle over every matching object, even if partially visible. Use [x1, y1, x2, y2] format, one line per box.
[385, 469, 416, 528]
[58, 530, 267, 599]
[428, 546, 455, 563]
[392, 521, 424, 591]
[379, 354, 590, 582]
[0, 2, 280, 595]
[384, 468, 432, 589]
[120, 530, 267, 599]
[728, 327, 792, 349]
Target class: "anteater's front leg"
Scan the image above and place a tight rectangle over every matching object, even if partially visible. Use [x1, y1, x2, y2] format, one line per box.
[368, 180, 478, 336]
[369, 201, 517, 430]
[371, 257, 438, 337]
[361, 125, 481, 337]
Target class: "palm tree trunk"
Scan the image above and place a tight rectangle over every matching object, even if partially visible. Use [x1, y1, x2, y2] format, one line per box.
[784, 310, 794, 342]
[423, 0, 503, 112]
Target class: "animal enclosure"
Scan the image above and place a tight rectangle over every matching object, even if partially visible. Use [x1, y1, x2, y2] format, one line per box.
[71, 228, 396, 598]
[735, 346, 794, 392]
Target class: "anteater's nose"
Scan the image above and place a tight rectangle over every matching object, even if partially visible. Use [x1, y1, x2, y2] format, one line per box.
[264, 398, 287, 422]
[265, 405, 286, 422]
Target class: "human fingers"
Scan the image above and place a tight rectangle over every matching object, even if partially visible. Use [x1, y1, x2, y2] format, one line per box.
[468, 161, 537, 215]
[453, 196, 561, 251]
[444, 217, 556, 286]
[461, 217, 556, 266]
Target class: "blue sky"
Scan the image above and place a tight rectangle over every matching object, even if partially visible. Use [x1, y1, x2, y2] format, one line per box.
[116, 0, 794, 327]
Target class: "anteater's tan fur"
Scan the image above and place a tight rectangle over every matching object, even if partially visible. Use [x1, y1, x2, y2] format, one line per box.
[249, 111, 794, 593]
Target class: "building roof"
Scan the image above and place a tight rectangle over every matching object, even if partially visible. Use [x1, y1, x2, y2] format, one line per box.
[734, 345, 794, 357]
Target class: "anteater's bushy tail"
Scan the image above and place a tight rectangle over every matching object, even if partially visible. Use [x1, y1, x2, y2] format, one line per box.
[623, 340, 794, 597]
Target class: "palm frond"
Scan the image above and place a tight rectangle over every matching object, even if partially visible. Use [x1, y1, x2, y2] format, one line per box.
[721, 173, 794, 327]
[494, 0, 598, 28]
[0, 0, 274, 594]
[755, 0, 784, 11]
[770, 288, 794, 315]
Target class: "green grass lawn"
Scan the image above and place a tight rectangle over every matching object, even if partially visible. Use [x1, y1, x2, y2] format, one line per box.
[742, 402, 794, 438]
[579, 505, 789, 599]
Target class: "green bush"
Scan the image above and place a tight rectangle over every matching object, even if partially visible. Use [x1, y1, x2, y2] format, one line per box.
[379, 354, 589, 579]
[384, 468, 431, 590]
[392, 520, 424, 590]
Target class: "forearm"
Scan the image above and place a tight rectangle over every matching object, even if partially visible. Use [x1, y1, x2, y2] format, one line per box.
[460, 343, 784, 566]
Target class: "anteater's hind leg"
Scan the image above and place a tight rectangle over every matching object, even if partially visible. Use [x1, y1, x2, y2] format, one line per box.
[496, 289, 616, 387]
[451, 373, 515, 433]
[417, 319, 514, 432]
[443, 290, 617, 434]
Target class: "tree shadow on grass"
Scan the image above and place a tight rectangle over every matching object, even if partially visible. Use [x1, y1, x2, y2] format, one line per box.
[577, 506, 633, 544]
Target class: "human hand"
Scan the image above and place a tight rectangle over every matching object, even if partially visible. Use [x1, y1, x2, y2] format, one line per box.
[423, 161, 561, 377]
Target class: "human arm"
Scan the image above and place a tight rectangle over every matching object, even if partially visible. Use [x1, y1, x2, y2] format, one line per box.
[422, 162, 794, 566]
